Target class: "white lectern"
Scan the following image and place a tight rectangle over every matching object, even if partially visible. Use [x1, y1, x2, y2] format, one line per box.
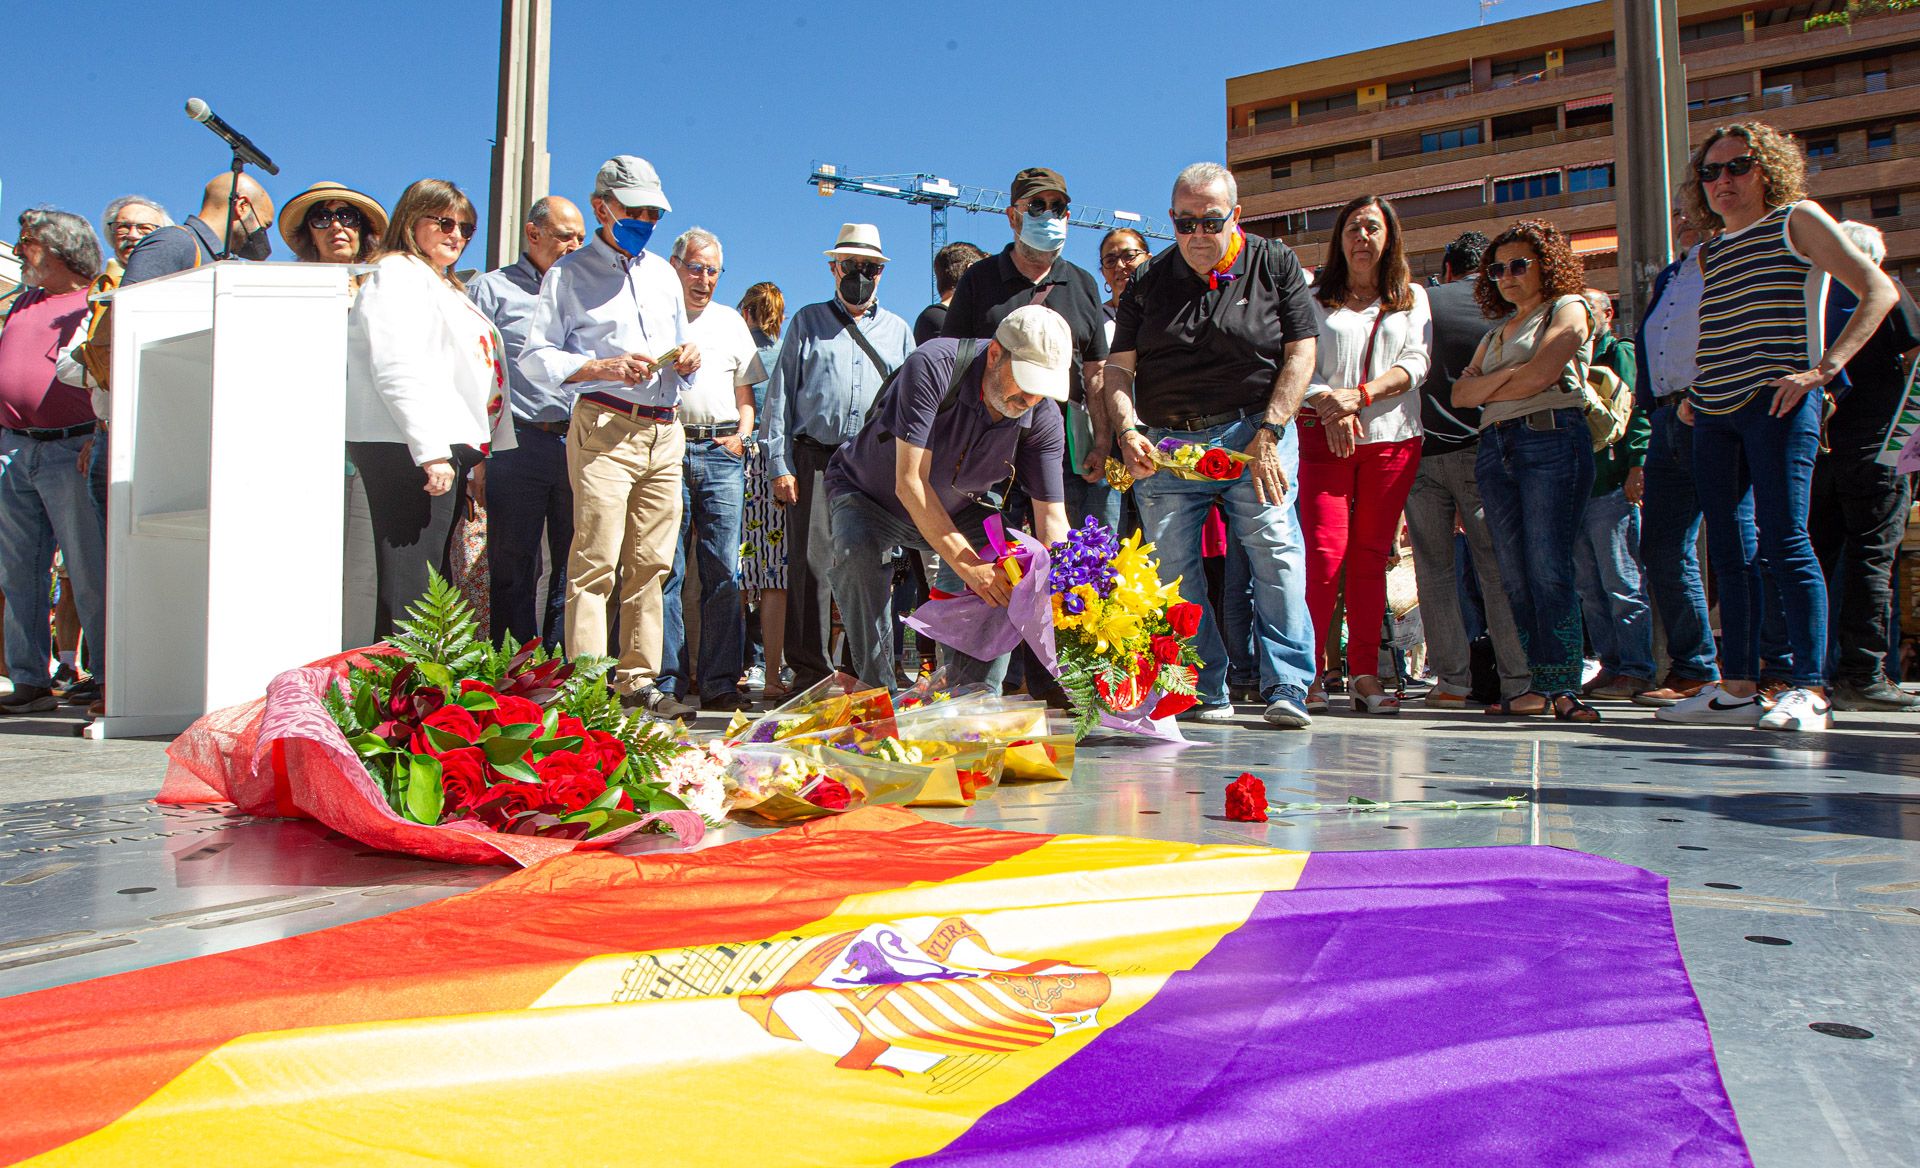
[90, 262, 351, 739]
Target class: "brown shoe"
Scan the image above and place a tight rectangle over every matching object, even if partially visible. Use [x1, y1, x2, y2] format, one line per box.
[1588, 675, 1654, 700]
[1631, 675, 1712, 707]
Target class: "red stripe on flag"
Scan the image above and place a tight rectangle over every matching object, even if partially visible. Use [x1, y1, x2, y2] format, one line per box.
[0, 808, 1049, 1164]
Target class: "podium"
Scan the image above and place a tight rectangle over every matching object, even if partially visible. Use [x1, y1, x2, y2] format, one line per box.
[90, 262, 352, 739]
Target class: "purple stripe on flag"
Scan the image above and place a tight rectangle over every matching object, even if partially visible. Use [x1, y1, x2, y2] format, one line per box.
[905, 846, 1749, 1167]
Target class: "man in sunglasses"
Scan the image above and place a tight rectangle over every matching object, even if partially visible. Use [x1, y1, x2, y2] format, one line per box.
[824, 305, 1073, 691]
[762, 223, 913, 691]
[519, 155, 702, 720]
[1108, 162, 1320, 729]
[468, 196, 586, 652]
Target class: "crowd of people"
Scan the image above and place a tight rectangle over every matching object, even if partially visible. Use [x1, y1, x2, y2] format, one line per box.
[0, 118, 1914, 735]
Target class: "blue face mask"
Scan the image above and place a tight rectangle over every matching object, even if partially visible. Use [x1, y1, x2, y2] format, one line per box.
[611, 216, 657, 255]
[1018, 211, 1069, 253]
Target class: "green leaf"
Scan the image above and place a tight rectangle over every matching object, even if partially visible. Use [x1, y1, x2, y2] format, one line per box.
[457, 690, 500, 711]
[644, 788, 690, 813]
[424, 724, 473, 753]
[489, 721, 540, 740]
[414, 661, 454, 691]
[529, 734, 584, 758]
[542, 707, 560, 737]
[491, 755, 538, 783]
[1347, 796, 1382, 806]
[404, 754, 444, 824]
[349, 733, 392, 759]
[581, 786, 625, 813]
[481, 735, 535, 767]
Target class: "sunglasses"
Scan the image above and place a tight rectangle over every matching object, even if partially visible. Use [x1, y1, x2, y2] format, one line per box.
[1696, 155, 1758, 183]
[1172, 215, 1231, 236]
[306, 206, 365, 231]
[839, 260, 885, 278]
[1024, 198, 1069, 218]
[1484, 257, 1533, 280]
[1101, 247, 1147, 267]
[677, 261, 722, 278]
[419, 215, 476, 240]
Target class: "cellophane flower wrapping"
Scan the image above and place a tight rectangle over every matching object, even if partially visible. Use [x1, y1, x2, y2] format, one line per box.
[722, 744, 930, 822]
[724, 674, 899, 746]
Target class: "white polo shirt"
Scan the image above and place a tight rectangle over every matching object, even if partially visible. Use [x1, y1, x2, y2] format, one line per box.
[677, 302, 766, 426]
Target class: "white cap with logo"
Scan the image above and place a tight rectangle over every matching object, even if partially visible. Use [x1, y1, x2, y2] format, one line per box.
[993, 305, 1072, 402]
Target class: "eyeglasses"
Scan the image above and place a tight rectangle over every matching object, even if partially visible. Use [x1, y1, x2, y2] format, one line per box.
[1101, 247, 1147, 267]
[1696, 155, 1758, 183]
[1484, 257, 1533, 280]
[839, 260, 885, 278]
[677, 261, 722, 278]
[419, 215, 476, 240]
[306, 206, 365, 231]
[107, 220, 160, 237]
[1023, 198, 1069, 218]
[1172, 215, 1231, 236]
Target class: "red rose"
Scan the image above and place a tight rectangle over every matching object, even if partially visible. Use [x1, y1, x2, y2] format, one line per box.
[1150, 692, 1197, 719]
[556, 714, 589, 741]
[408, 704, 483, 756]
[483, 693, 546, 730]
[1196, 448, 1241, 480]
[582, 729, 628, 774]
[457, 679, 499, 696]
[1225, 773, 1269, 822]
[1166, 602, 1203, 639]
[438, 747, 490, 812]
[806, 777, 853, 810]
[1150, 634, 1182, 665]
[471, 781, 544, 826]
[534, 749, 607, 812]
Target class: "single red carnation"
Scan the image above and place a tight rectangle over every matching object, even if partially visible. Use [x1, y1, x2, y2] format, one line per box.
[1150, 692, 1197, 719]
[1150, 634, 1183, 665]
[1196, 448, 1242, 480]
[806, 777, 853, 811]
[1166, 602, 1203, 639]
[408, 704, 483, 756]
[1225, 773, 1269, 822]
[438, 747, 490, 812]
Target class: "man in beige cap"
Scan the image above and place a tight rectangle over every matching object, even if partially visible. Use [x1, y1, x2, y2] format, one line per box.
[822, 304, 1072, 691]
[761, 222, 913, 690]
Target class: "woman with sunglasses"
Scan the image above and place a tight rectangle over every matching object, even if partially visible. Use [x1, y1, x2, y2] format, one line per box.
[279, 181, 388, 268]
[345, 179, 514, 637]
[1659, 122, 1899, 733]
[1450, 220, 1598, 722]
[1298, 195, 1430, 715]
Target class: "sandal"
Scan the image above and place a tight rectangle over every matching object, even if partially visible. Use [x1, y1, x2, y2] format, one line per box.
[1484, 691, 1549, 717]
[1553, 694, 1602, 723]
[1305, 681, 1329, 715]
[1350, 675, 1399, 715]
[759, 683, 793, 704]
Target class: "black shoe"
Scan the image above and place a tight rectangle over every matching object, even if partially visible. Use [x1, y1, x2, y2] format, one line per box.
[702, 691, 750, 712]
[0, 685, 59, 714]
[62, 676, 101, 705]
[1832, 678, 1920, 712]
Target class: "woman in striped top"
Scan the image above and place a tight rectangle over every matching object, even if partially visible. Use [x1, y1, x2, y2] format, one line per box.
[1662, 122, 1898, 733]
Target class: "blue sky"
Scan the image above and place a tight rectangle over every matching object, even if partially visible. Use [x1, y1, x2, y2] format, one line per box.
[5, 0, 1580, 312]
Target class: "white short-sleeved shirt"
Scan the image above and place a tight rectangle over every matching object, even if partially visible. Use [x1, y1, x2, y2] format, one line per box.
[677, 303, 767, 426]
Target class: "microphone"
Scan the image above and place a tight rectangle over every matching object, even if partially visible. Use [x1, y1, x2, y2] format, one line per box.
[183, 98, 279, 175]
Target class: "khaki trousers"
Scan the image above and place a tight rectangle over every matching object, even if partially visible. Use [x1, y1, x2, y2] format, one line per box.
[564, 401, 685, 693]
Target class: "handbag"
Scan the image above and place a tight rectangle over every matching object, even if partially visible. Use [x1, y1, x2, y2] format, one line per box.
[449, 489, 491, 639]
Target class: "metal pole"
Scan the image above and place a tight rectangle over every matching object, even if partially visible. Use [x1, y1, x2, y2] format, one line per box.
[486, 0, 552, 270]
[1613, 0, 1685, 331]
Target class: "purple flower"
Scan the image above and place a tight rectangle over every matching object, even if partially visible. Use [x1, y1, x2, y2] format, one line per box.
[1061, 592, 1086, 615]
[1156, 437, 1184, 454]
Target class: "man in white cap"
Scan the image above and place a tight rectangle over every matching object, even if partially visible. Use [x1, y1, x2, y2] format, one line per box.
[519, 155, 702, 718]
[761, 223, 913, 690]
[822, 305, 1072, 691]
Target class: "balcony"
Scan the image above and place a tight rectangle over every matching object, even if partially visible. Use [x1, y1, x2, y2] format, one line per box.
[1239, 121, 1615, 199]
[1688, 67, 1920, 122]
[1271, 185, 1619, 248]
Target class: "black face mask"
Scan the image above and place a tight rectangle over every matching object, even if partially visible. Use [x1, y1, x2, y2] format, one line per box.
[234, 226, 273, 261]
[838, 270, 875, 307]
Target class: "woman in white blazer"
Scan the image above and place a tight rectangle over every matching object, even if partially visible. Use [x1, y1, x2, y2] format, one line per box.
[346, 179, 513, 637]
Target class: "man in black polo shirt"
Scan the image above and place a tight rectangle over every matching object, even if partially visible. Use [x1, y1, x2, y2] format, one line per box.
[1403, 232, 1531, 708]
[1108, 162, 1319, 729]
[825, 306, 1072, 691]
[944, 167, 1114, 529]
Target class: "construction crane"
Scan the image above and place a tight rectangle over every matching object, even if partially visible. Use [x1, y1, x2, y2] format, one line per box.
[808, 162, 1174, 299]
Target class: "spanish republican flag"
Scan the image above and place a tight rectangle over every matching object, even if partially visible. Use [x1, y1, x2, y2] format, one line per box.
[0, 809, 1748, 1166]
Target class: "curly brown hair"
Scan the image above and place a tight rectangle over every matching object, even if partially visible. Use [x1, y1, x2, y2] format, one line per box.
[1314, 195, 1414, 313]
[1474, 219, 1585, 320]
[1682, 122, 1808, 232]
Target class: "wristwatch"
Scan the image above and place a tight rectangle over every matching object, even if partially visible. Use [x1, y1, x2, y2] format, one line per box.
[1259, 420, 1287, 441]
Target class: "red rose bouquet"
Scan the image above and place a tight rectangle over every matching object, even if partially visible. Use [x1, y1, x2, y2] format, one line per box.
[1151, 437, 1251, 481]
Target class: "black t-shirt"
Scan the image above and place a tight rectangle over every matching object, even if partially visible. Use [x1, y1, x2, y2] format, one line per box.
[913, 302, 948, 346]
[942, 244, 1109, 403]
[1420, 278, 1508, 455]
[1827, 282, 1920, 456]
[1111, 234, 1319, 426]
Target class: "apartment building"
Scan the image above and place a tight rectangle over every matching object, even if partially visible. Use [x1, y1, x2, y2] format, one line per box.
[1225, 0, 1920, 305]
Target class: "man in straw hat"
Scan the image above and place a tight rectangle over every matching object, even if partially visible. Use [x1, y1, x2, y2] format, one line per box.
[761, 223, 913, 690]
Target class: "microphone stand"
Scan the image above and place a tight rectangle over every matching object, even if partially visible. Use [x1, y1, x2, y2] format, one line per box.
[216, 150, 246, 261]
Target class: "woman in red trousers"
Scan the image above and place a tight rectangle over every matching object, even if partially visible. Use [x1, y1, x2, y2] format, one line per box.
[1298, 195, 1431, 714]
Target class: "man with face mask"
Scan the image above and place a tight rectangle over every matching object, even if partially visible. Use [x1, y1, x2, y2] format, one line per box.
[761, 224, 913, 691]
[122, 172, 275, 285]
[518, 156, 703, 719]
[943, 167, 1112, 530]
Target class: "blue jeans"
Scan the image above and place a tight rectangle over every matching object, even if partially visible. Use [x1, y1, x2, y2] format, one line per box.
[1061, 472, 1123, 533]
[1130, 417, 1314, 707]
[1693, 388, 1828, 686]
[0, 433, 106, 689]
[486, 423, 572, 649]
[662, 438, 748, 701]
[1475, 408, 1594, 696]
[1222, 538, 1257, 688]
[825, 492, 1003, 692]
[1574, 486, 1655, 680]
[1638, 406, 1719, 681]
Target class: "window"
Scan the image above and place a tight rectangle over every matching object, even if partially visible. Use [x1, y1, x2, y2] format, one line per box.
[1492, 107, 1558, 141]
[1762, 83, 1795, 108]
[1679, 15, 1743, 43]
[1252, 106, 1290, 127]
[1269, 162, 1292, 182]
[1568, 165, 1615, 193]
[1420, 124, 1483, 153]
[1494, 173, 1561, 203]
[1687, 74, 1752, 111]
[1298, 92, 1358, 117]
[1865, 57, 1891, 93]
[1868, 127, 1895, 153]
[1566, 103, 1613, 131]
[1564, 41, 1615, 66]
[1386, 68, 1472, 102]
[1491, 55, 1547, 87]
[1870, 193, 1900, 219]
[1805, 137, 1839, 160]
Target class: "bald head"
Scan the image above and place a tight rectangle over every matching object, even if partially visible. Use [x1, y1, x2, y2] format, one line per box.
[524, 196, 586, 274]
[198, 172, 274, 251]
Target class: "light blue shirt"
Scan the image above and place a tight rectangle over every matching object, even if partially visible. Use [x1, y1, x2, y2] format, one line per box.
[762, 299, 913, 478]
[468, 255, 570, 423]
[517, 233, 688, 409]
[1644, 244, 1704, 399]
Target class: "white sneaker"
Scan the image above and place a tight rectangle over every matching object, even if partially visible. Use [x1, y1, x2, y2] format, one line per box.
[1757, 687, 1832, 732]
[1654, 684, 1768, 726]
[742, 665, 766, 691]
